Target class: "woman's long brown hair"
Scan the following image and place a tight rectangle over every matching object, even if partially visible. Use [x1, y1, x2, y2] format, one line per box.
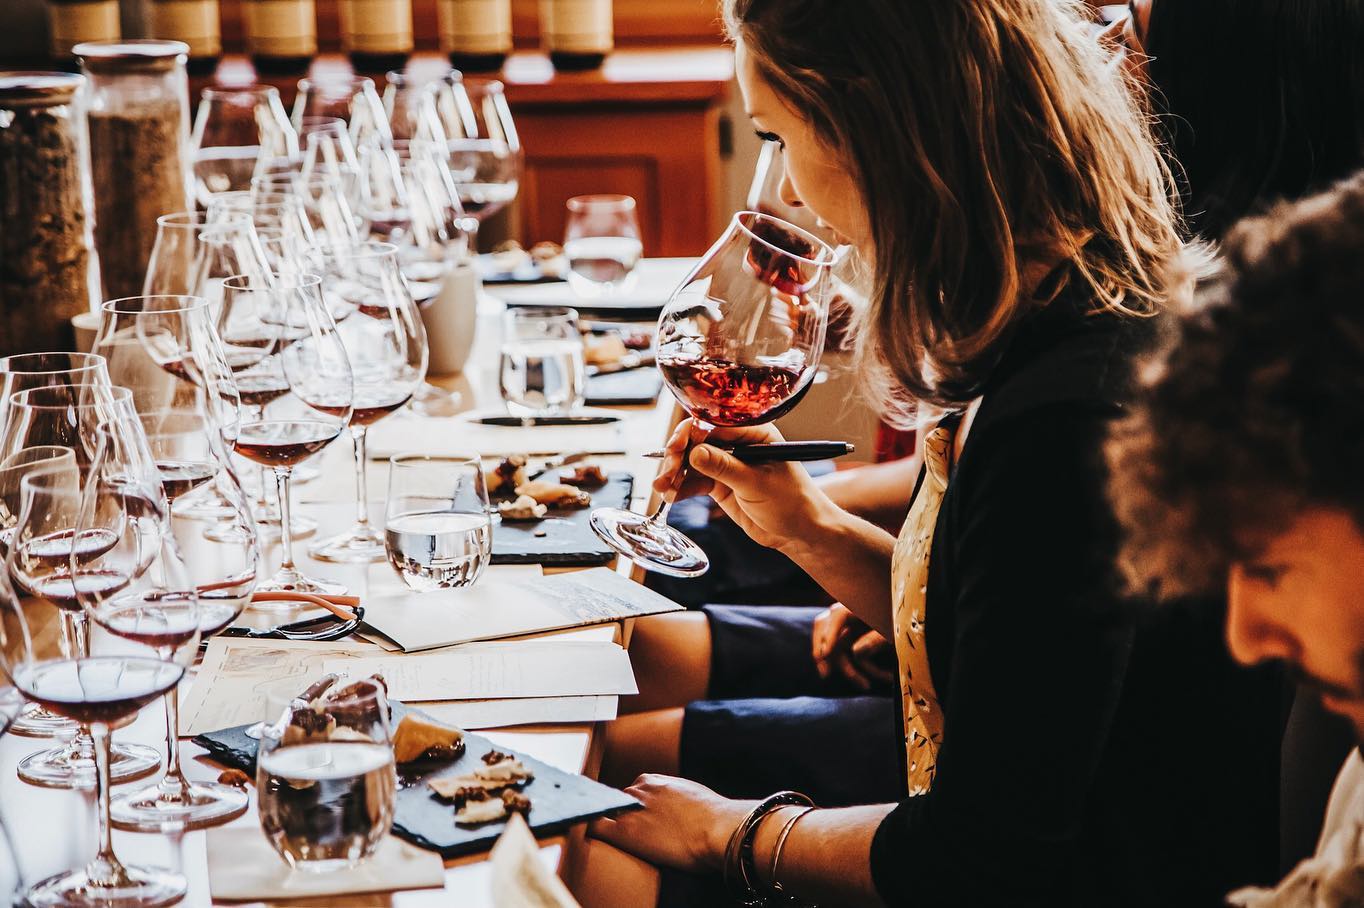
[725, 0, 1183, 412]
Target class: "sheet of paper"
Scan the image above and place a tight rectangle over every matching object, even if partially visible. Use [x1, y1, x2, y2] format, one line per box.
[362, 566, 682, 652]
[207, 828, 444, 900]
[410, 695, 617, 729]
[320, 640, 637, 701]
[366, 411, 626, 459]
[490, 814, 583, 908]
[180, 637, 381, 736]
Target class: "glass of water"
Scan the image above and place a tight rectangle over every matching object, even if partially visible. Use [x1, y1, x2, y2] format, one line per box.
[384, 454, 493, 592]
[564, 194, 643, 299]
[499, 306, 586, 417]
[257, 678, 396, 873]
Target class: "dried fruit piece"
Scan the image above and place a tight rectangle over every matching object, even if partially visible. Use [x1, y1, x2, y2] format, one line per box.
[393, 714, 466, 764]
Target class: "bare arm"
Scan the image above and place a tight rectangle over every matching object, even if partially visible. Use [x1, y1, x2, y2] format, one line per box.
[816, 455, 920, 529]
[749, 804, 894, 907]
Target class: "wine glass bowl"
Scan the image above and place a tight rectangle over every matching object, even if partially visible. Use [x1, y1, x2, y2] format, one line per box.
[590, 211, 836, 577]
[191, 85, 299, 207]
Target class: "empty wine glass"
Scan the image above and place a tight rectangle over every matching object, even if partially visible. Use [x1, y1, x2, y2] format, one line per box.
[220, 272, 354, 594]
[307, 242, 427, 564]
[383, 71, 444, 143]
[4, 421, 164, 790]
[2, 473, 189, 908]
[293, 76, 391, 150]
[257, 677, 395, 872]
[299, 116, 361, 193]
[500, 307, 586, 418]
[143, 212, 273, 305]
[191, 84, 299, 207]
[564, 194, 643, 299]
[443, 78, 521, 251]
[0, 353, 111, 440]
[591, 211, 836, 576]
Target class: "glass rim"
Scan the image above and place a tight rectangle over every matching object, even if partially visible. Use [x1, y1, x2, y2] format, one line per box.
[733, 210, 836, 267]
[312, 240, 399, 261]
[7, 383, 133, 411]
[299, 115, 348, 134]
[388, 452, 481, 469]
[567, 194, 636, 213]
[201, 83, 281, 101]
[297, 75, 376, 94]
[101, 294, 209, 315]
[221, 271, 322, 293]
[0, 352, 107, 377]
[460, 77, 505, 95]
[157, 210, 252, 230]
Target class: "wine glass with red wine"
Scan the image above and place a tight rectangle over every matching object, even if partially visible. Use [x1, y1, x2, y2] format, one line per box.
[2, 472, 190, 908]
[306, 242, 427, 564]
[220, 272, 354, 594]
[590, 211, 836, 576]
[1, 386, 165, 788]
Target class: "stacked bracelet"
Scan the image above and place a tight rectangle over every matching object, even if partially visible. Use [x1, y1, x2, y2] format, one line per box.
[722, 791, 815, 907]
[768, 805, 816, 897]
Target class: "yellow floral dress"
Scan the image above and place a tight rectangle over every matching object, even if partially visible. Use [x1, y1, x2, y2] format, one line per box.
[889, 422, 955, 796]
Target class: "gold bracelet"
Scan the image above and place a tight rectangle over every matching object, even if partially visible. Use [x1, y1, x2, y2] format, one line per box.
[768, 805, 816, 895]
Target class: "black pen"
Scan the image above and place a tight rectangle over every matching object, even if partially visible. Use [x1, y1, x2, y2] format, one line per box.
[643, 441, 855, 463]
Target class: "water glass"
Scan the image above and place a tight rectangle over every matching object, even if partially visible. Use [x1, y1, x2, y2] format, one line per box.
[564, 194, 643, 299]
[257, 678, 396, 872]
[499, 306, 586, 417]
[384, 454, 491, 592]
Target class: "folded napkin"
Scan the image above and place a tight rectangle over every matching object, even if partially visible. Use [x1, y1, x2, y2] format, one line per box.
[206, 826, 445, 900]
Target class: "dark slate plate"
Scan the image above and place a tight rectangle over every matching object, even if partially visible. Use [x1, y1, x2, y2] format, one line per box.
[490, 472, 632, 567]
[585, 368, 664, 407]
[193, 701, 639, 859]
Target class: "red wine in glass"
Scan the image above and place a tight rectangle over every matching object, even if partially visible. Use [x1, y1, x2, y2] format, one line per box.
[21, 527, 120, 566]
[19, 571, 130, 612]
[315, 391, 412, 427]
[236, 375, 293, 408]
[233, 420, 341, 467]
[98, 591, 200, 650]
[656, 358, 811, 427]
[156, 460, 217, 501]
[13, 657, 184, 725]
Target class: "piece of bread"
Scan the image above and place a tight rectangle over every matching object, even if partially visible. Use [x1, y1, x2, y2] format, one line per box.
[486, 455, 529, 495]
[497, 494, 548, 521]
[393, 714, 466, 764]
[514, 480, 592, 509]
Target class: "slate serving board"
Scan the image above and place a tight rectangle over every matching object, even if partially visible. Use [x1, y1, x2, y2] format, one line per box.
[193, 701, 640, 859]
[490, 472, 632, 567]
[585, 368, 664, 407]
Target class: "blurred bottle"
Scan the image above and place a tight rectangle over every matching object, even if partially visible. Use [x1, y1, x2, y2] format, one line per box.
[242, 0, 317, 75]
[148, 0, 221, 75]
[339, 0, 413, 73]
[47, 0, 121, 63]
[541, 0, 612, 71]
[438, 0, 512, 73]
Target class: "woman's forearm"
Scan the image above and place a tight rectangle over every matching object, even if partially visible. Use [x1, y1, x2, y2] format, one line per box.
[784, 505, 897, 637]
[817, 455, 921, 529]
[750, 803, 894, 907]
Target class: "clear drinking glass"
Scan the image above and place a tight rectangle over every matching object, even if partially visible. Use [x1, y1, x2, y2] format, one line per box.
[307, 242, 428, 564]
[257, 678, 396, 872]
[384, 453, 491, 591]
[564, 194, 643, 299]
[191, 84, 299, 207]
[219, 273, 354, 594]
[2, 386, 164, 786]
[499, 306, 586, 418]
[590, 211, 836, 577]
[292, 76, 392, 150]
[299, 116, 362, 193]
[383, 71, 445, 143]
[1, 487, 189, 908]
[0, 353, 111, 450]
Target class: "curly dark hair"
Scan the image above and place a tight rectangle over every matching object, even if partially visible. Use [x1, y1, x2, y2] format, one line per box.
[1107, 171, 1364, 598]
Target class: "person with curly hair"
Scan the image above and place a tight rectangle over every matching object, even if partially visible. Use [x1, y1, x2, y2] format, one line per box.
[1108, 172, 1364, 906]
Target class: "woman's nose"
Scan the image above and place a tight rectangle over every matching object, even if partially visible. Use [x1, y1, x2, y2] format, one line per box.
[778, 169, 804, 210]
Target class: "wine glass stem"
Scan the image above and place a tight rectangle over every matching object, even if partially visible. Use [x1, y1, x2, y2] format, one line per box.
[58, 609, 87, 660]
[88, 722, 131, 886]
[274, 467, 297, 571]
[156, 657, 189, 800]
[648, 420, 712, 524]
[250, 405, 269, 512]
[351, 425, 371, 531]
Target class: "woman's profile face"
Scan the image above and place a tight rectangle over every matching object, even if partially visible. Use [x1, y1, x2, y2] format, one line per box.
[735, 40, 869, 249]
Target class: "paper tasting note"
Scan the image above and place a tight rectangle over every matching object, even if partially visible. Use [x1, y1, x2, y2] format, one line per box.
[362, 567, 684, 652]
[491, 814, 582, 908]
[320, 640, 637, 701]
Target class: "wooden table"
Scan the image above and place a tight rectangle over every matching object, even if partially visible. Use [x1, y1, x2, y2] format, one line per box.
[0, 285, 677, 905]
